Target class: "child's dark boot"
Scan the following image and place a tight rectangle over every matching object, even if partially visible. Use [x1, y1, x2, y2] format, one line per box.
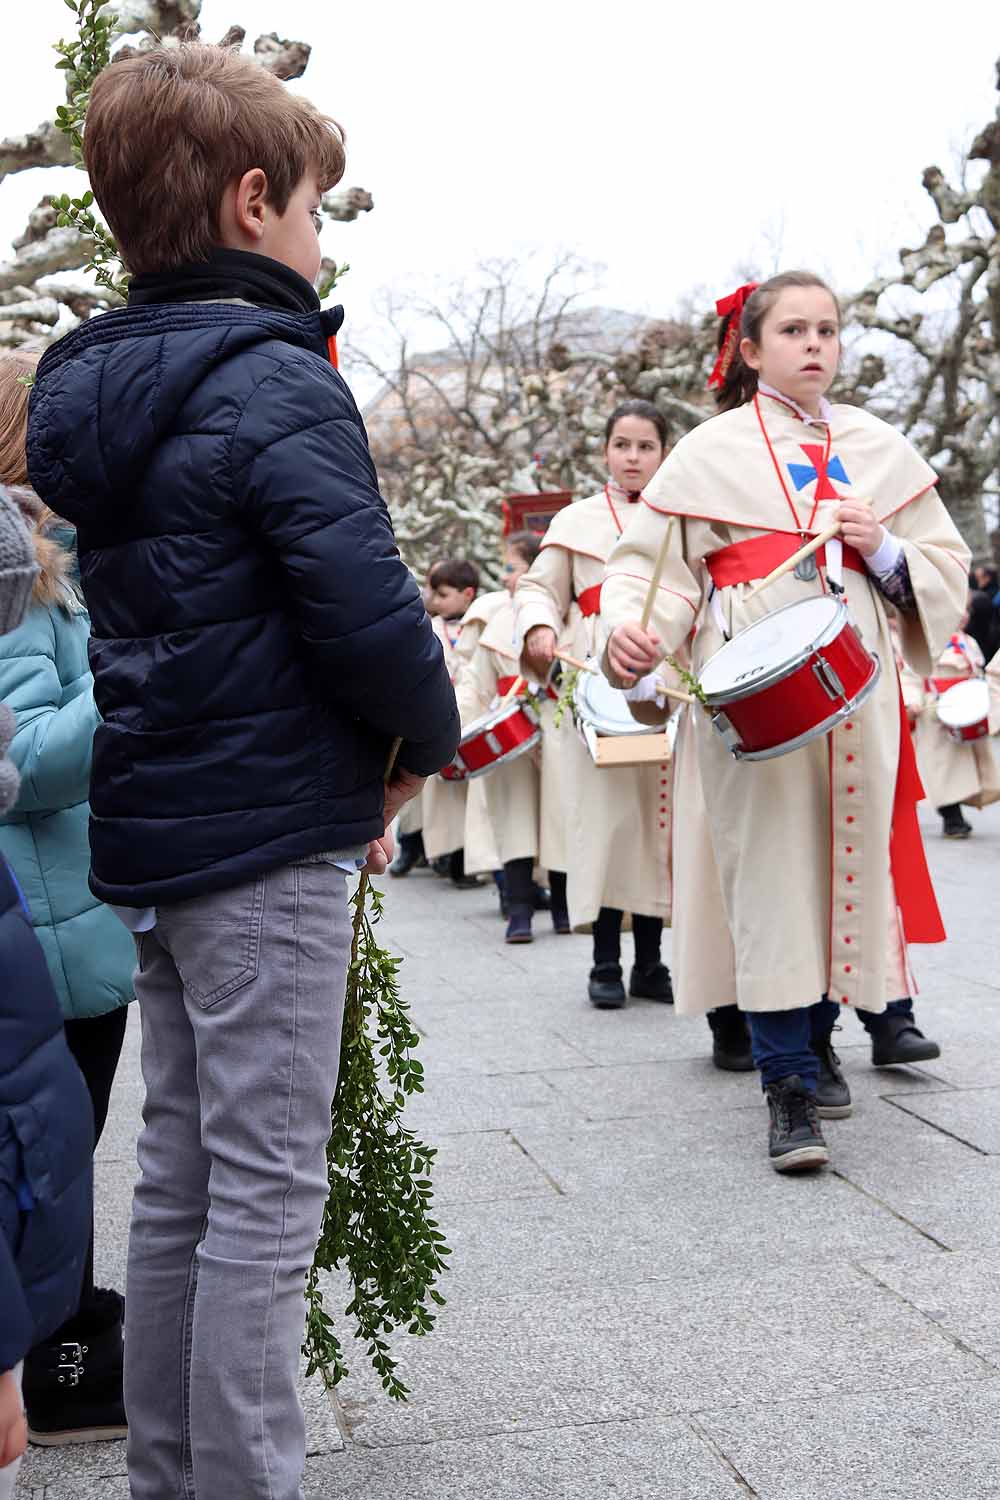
[707, 1005, 754, 1071]
[25, 1288, 127, 1447]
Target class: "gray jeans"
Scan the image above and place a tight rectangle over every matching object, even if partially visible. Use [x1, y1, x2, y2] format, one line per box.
[125, 860, 350, 1500]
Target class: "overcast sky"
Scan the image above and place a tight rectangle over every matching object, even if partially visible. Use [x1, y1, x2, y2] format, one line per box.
[1, 0, 997, 364]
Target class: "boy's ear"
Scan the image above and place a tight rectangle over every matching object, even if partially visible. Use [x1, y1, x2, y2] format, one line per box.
[222, 168, 270, 246]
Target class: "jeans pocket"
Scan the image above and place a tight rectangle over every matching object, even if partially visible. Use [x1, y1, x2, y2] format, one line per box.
[162, 875, 267, 1010]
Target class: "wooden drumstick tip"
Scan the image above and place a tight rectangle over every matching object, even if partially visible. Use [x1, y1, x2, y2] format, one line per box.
[499, 674, 525, 705]
[639, 516, 675, 632]
[554, 651, 598, 674]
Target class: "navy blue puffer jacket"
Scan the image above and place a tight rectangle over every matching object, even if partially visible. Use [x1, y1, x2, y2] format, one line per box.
[0, 856, 92, 1373]
[27, 281, 459, 905]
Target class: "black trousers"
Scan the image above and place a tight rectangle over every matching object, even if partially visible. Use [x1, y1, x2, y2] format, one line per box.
[64, 1005, 129, 1309]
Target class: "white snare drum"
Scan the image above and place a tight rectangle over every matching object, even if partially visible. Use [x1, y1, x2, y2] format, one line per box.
[440, 696, 541, 782]
[698, 596, 881, 761]
[936, 677, 990, 743]
[573, 665, 671, 768]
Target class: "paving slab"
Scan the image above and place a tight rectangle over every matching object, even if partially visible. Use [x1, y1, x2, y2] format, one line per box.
[302, 1417, 743, 1499]
[860, 1249, 1000, 1368]
[886, 1086, 1000, 1154]
[331, 1261, 989, 1450]
[698, 1378, 1000, 1499]
[831, 1094, 1000, 1249]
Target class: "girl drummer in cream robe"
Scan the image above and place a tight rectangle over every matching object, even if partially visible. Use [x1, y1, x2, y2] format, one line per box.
[455, 530, 569, 941]
[902, 602, 1000, 837]
[601, 271, 970, 1172]
[516, 400, 673, 1009]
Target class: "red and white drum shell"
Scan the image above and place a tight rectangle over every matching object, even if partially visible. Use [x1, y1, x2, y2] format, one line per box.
[935, 677, 990, 744]
[698, 597, 881, 762]
[440, 696, 541, 782]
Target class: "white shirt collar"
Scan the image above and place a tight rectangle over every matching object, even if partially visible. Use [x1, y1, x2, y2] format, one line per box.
[757, 381, 833, 428]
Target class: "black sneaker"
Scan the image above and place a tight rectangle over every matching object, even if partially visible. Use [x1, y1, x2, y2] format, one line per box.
[588, 964, 626, 1009]
[870, 1011, 942, 1066]
[707, 1005, 754, 1072]
[505, 906, 533, 944]
[628, 962, 673, 1003]
[765, 1076, 830, 1172]
[813, 1035, 852, 1118]
[25, 1288, 127, 1446]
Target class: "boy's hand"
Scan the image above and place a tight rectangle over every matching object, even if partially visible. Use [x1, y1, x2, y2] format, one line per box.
[362, 831, 394, 876]
[607, 622, 662, 686]
[836, 501, 882, 558]
[383, 766, 426, 829]
[522, 626, 557, 679]
[0, 1368, 27, 1469]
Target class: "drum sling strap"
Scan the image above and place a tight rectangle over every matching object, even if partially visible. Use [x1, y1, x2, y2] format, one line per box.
[706, 531, 945, 946]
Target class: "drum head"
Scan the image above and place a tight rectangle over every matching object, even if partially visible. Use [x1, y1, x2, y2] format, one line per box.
[699, 596, 845, 701]
[574, 664, 651, 736]
[937, 677, 989, 729]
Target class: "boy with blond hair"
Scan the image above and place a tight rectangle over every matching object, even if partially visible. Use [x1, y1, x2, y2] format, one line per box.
[26, 43, 458, 1500]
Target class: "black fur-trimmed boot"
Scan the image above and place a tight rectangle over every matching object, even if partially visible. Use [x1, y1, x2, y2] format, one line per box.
[24, 1287, 127, 1446]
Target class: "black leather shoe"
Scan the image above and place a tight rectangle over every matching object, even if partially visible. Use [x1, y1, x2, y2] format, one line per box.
[588, 964, 626, 1009]
[765, 1076, 829, 1172]
[813, 1035, 852, 1118]
[870, 1011, 942, 1066]
[628, 962, 673, 1002]
[707, 1006, 754, 1072]
[551, 907, 571, 934]
[532, 883, 552, 911]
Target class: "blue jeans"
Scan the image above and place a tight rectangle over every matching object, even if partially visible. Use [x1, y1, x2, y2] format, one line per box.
[748, 998, 841, 1091]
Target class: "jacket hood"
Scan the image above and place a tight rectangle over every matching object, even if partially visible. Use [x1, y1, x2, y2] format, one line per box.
[26, 301, 344, 529]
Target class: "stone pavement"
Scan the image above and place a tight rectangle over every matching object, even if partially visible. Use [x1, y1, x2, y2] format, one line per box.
[22, 803, 1000, 1499]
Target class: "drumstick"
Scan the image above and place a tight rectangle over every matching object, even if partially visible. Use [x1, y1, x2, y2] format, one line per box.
[744, 499, 873, 601]
[639, 517, 675, 632]
[554, 651, 598, 674]
[661, 685, 696, 704]
[499, 674, 524, 705]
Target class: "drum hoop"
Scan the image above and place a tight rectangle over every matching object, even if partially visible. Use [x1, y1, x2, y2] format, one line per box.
[462, 726, 541, 779]
[574, 660, 658, 737]
[700, 597, 850, 706]
[733, 654, 882, 761]
[462, 696, 541, 743]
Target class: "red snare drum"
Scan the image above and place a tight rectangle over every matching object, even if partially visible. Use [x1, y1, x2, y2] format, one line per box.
[698, 597, 880, 761]
[439, 696, 541, 782]
[936, 677, 990, 743]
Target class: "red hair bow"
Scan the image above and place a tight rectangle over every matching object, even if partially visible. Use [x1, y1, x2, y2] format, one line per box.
[707, 282, 758, 390]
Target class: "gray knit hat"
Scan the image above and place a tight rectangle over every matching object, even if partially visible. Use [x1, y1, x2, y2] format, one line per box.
[0, 483, 37, 636]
